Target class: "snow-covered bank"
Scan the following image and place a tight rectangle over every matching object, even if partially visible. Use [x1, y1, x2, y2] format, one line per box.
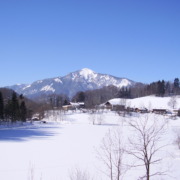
[108, 95, 180, 111]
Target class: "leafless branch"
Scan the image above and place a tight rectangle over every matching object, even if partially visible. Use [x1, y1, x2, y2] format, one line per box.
[127, 115, 167, 180]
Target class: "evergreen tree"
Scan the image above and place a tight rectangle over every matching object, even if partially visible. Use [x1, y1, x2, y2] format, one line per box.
[19, 94, 24, 100]
[165, 81, 171, 96]
[77, 91, 85, 102]
[19, 101, 27, 122]
[157, 80, 165, 96]
[4, 100, 12, 121]
[49, 97, 53, 108]
[63, 99, 70, 106]
[56, 96, 61, 107]
[72, 91, 85, 102]
[174, 78, 180, 95]
[118, 87, 131, 98]
[161, 80, 165, 96]
[11, 92, 20, 122]
[0, 91, 4, 120]
[174, 78, 180, 88]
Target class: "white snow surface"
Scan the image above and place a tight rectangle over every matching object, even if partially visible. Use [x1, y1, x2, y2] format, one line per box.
[54, 78, 62, 83]
[22, 84, 31, 90]
[0, 110, 180, 180]
[119, 78, 132, 87]
[108, 95, 180, 110]
[40, 84, 55, 92]
[77, 68, 132, 88]
[79, 68, 96, 80]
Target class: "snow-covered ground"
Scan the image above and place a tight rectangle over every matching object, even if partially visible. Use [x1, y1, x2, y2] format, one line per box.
[107, 95, 180, 111]
[0, 109, 180, 180]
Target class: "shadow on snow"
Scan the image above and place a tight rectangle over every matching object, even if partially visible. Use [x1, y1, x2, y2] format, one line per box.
[0, 124, 60, 142]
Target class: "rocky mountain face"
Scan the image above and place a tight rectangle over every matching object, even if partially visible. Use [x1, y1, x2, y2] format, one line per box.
[6, 68, 136, 98]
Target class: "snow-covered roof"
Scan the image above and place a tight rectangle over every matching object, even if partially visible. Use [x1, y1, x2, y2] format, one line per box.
[70, 102, 85, 106]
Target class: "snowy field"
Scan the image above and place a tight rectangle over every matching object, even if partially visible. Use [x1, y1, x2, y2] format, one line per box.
[0, 109, 180, 180]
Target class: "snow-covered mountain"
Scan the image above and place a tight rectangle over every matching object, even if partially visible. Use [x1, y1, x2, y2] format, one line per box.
[7, 68, 136, 98]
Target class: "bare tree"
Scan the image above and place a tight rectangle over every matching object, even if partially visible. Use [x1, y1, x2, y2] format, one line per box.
[58, 109, 65, 121]
[69, 168, 93, 180]
[120, 99, 127, 117]
[127, 115, 167, 180]
[28, 163, 35, 180]
[168, 96, 177, 109]
[88, 109, 97, 125]
[44, 109, 65, 122]
[97, 129, 126, 180]
[96, 112, 104, 125]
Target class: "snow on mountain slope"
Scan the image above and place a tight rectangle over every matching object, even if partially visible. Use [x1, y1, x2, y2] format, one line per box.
[107, 95, 180, 110]
[6, 68, 136, 98]
[40, 84, 55, 92]
[79, 68, 96, 79]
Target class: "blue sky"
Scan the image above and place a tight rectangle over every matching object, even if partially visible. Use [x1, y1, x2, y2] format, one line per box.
[0, 0, 180, 86]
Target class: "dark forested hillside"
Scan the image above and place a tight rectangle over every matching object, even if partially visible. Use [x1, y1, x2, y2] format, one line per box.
[0, 88, 49, 122]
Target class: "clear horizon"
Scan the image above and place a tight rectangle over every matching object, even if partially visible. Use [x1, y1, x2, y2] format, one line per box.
[0, 0, 180, 86]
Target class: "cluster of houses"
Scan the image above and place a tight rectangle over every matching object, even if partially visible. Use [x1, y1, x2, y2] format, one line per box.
[31, 99, 179, 121]
[62, 102, 85, 111]
[101, 101, 178, 116]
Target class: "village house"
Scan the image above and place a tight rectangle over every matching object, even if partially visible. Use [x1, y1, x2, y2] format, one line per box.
[103, 101, 125, 111]
[62, 102, 85, 111]
[152, 109, 167, 114]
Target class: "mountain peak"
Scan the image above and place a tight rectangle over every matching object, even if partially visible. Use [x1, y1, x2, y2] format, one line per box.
[80, 68, 94, 73]
[79, 68, 95, 79]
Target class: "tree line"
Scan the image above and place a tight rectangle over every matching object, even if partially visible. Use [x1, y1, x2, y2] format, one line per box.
[0, 90, 28, 123]
[136, 78, 180, 97]
[71, 78, 180, 108]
